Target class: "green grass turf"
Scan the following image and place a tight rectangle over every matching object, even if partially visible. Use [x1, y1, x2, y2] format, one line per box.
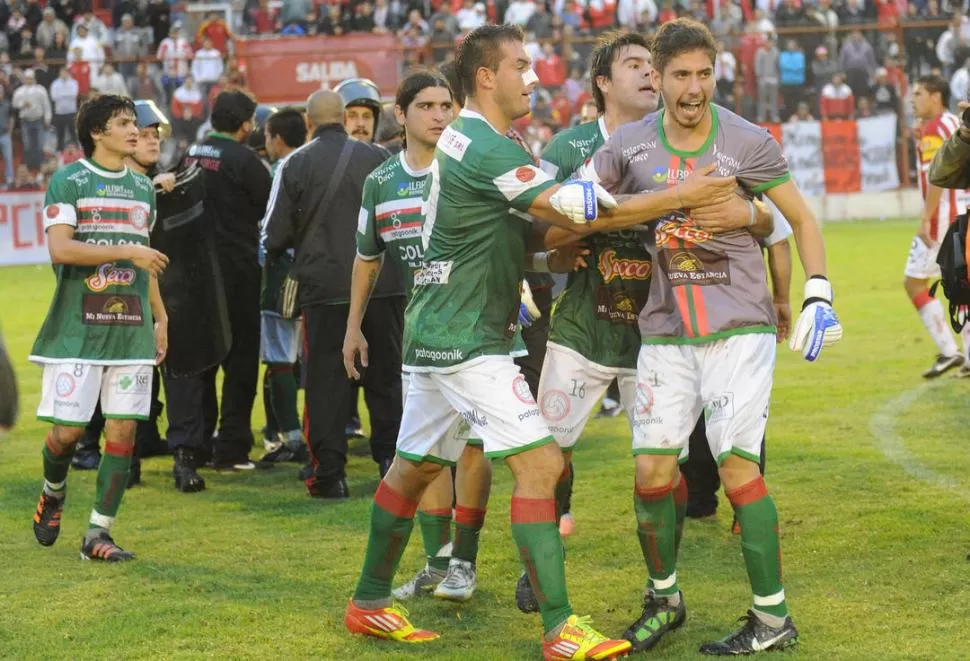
[1, 219, 969, 660]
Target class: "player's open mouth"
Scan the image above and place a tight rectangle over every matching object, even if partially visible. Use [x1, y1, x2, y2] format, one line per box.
[679, 101, 703, 115]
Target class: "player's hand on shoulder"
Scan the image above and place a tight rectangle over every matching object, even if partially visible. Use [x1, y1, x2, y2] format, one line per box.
[689, 192, 751, 234]
[128, 244, 169, 276]
[153, 172, 176, 192]
[675, 163, 736, 209]
[789, 276, 842, 361]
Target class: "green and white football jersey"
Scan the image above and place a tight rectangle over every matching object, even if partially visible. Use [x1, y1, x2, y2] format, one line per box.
[356, 151, 429, 300]
[30, 159, 157, 365]
[403, 109, 556, 372]
[540, 118, 651, 370]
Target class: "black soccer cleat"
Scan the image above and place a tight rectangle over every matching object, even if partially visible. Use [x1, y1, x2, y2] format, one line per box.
[80, 531, 135, 562]
[622, 590, 687, 652]
[699, 610, 798, 655]
[923, 354, 965, 379]
[515, 571, 540, 614]
[33, 491, 65, 546]
[173, 447, 206, 493]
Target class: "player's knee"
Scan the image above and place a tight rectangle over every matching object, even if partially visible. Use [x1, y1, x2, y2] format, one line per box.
[52, 425, 85, 447]
[903, 277, 925, 299]
[104, 418, 137, 442]
[509, 441, 564, 490]
[634, 454, 679, 489]
[717, 454, 762, 491]
[393, 455, 445, 489]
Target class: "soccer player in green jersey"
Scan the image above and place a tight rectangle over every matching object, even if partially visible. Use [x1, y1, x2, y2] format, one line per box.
[30, 94, 169, 562]
[343, 25, 741, 659]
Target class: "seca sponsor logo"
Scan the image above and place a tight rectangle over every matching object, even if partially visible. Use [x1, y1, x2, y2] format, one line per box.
[85, 263, 136, 292]
[655, 219, 713, 248]
[512, 375, 535, 404]
[598, 249, 652, 284]
[295, 60, 359, 84]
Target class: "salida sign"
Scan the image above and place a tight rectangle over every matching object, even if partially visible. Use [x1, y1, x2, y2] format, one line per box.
[235, 35, 402, 104]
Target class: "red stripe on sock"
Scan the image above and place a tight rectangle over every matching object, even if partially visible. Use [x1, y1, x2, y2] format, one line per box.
[455, 505, 486, 529]
[104, 440, 135, 457]
[912, 289, 934, 310]
[726, 476, 769, 508]
[422, 508, 453, 517]
[45, 432, 70, 457]
[510, 497, 555, 524]
[374, 482, 418, 519]
[673, 477, 688, 506]
[635, 482, 673, 503]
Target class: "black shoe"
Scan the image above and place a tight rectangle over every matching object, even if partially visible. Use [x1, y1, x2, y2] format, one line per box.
[923, 353, 965, 379]
[257, 444, 306, 468]
[33, 490, 65, 546]
[515, 571, 539, 614]
[345, 416, 364, 438]
[307, 477, 349, 499]
[127, 458, 142, 488]
[212, 454, 256, 472]
[71, 449, 101, 471]
[622, 591, 687, 652]
[687, 503, 718, 519]
[699, 611, 798, 655]
[379, 457, 393, 479]
[173, 447, 206, 493]
[298, 462, 314, 481]
[80, 530, 135, 562]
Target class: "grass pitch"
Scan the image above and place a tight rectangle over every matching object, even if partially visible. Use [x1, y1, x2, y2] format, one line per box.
[1, 219, 969, 660]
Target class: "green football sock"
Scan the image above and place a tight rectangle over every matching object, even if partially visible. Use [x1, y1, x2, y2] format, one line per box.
[88, 439, 133, 531]
[42, 432, 74, 494]
[511, 497, 572, 633]
[354, 483, 418, 604]
[268, 363, 301, 434]
[634, 482, 679, 597]
[673, 476, 688, 554]
[554, 464, 572, 523]
[417, 508, 452, 571]
[727, 476, 788, 619]
[453, 505, 486, 563]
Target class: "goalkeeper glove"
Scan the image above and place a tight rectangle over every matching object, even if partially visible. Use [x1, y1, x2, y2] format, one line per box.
[549, 179, 617, 224]
[518, 280, 541, 328]
[789, 276, 843, 361]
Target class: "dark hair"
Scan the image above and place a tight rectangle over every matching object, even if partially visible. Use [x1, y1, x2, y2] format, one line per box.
[266, 108, 307, 149]
[589, 30, 652, 113]
[75, 94, 136, 158]
[650, 18, 717, 74]
[438, 60, 464, 106]
[396, 69, 452, 113]
[456, 23, 524, 99]
[916, 74, 951, 109]
[211, 90, 258, 134]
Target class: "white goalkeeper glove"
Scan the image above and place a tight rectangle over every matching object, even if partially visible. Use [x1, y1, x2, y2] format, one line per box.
[518, 279, 541, 328]
[789, 276, 843, 361]
[549, 179, 617, 224]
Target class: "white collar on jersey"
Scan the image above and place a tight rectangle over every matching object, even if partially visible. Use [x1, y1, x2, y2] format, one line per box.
[458, 108, 502, 135]
[598, 116, 610, 141]
[399, 150, 431, 178]
[80, 158, 128, 179]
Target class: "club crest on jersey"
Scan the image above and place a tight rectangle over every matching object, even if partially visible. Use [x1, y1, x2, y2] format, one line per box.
[129, 205, 149, 230]
[598, 249, 652, 284]
[85, 262, 136, 292]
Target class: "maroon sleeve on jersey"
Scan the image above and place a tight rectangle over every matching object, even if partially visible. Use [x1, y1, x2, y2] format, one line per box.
[739, 129, 791, 194]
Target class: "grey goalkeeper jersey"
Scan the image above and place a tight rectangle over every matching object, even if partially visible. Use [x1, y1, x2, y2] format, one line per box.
[585, 104, 790, 345]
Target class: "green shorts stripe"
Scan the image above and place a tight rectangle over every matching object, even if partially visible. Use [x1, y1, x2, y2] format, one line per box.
[37, 416, 89, 428]
[485, 435, 555, 460]
[395, 450, 457, 467]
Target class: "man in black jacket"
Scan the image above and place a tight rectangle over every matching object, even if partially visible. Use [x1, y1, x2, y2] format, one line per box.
[264, 89, 400, 499]
[164, 90, 271, 484]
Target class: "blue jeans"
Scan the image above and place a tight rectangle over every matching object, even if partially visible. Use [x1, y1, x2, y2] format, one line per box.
[0, 133, 12, 184]
[20, 119, 43, 171]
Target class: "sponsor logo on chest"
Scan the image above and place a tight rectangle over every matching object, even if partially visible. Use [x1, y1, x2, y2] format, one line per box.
[95, 183, 135, 199]
[598, 248, 652, 284]
[85, 262, 137, 292]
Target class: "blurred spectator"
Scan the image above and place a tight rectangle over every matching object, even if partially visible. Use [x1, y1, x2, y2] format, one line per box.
[71, 10, 107, 45]
[197, 12, 233, 55]
[399, 9, 428, 36]
[225, 56, 247, 88]
[171, 75, 204, 122]
[281, 0, 312, 28]
[950, 56, 970, 108]
[430, 3, 459, 33]
[874, 0, 900, 27]
[739, 21, 766, 104]
[789, 100, 815, 123]
[35, 7, 67, 51]
[811, 0, 839, 53]
[50, 0, 77, 31]
[779, 38, 806, 117]
[710, 1, 742, 36]
[157, 23, 193, 95]
[0, 53, 12, 78]
[505, 0, 536, 26]
[46, 29, 68, 76]
[579, 97, 597, 123]
[207, 74, 227, 108]
[12, 69, 50, 170]
[0, 84, 12, 185]
[657, 0, 676, 24]
[114, 14, 148, 85]
[68, 23, 105, 86]
[0, 26, 10, 56]
[429, 17, 455, 62]
[92, 62, 129, 97]
[561, 2, 586, 30]
[755, 36, 780, 122]
[8, 9, 27, 54]
[373, 0, 404, 33]
[526, 1, 554, 38]
[112, 0, 142, 30]
[774, 0, 803, 27]
[131, 61, 165, 108]
[250, 0, 280, 34]
[192, 37, 224, 99]
[399, 25, 426, 70]
[60, 141, 81, 165]
[715, 40, 736, 106]
[562, 64, 584, 107]
[49, 65, 77, 150]
[11, 163, 35, 190]
[870, 66, 900, 114]
[905, 1, 946, 78]
[319, 4, 352, 36]
[354, 2, 377, 32]
[936, 14, 970, 78]
[67, 49, 90, 95]
[820, 71, 854, 120]
[535, 41, 566, 89]
[840, 29, 877, 98]
[617, 0, 656, 29]
[856, 95, 873, 118]
[587, 0, 618, 30]
[30, 47, 52, 88]
[839, 0, 872, 26]
[811, 45, 838, 93]
[14, 27, 37, 63]
[752, 8, 775, 35]
[147, 0, 171, 50]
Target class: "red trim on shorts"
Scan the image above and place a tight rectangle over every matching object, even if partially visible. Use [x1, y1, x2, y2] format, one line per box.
[104, 440, 135, 457]
[635, 482, 673, 502]
[912, 289, 934, 310]
[455, 505, 487, 529]
[374, 482, 418, 519]
[673, 477, 688, 506]
[726, 475, 769, 508]
[510, 497, 556, 524]
[423, 508, 453, 518]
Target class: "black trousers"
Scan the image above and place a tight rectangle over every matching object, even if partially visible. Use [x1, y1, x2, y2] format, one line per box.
[303, 297, 402, 481]
[165, 264, 261, 460]
[681, 416, 767, 516]
[514, 285, 553, 398]
[78, 365, 164, 455]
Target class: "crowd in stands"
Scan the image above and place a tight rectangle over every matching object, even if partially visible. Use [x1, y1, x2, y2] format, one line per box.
[0, 0, 963, 190]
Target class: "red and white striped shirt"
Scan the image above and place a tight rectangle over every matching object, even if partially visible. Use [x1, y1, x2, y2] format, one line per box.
[916, 111, 970, 242]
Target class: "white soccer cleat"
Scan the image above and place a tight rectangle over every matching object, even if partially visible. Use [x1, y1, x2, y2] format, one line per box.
[433, 558, 477, 602]
[392, 564, 446, 601]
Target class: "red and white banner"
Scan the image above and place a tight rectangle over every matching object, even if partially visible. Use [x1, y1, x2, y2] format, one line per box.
[0, 191, 48, 266]
[767, 115, 900, 195]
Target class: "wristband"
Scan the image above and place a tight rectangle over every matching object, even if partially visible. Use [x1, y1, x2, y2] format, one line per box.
[532, 252, 551, 273]
[746, 199, 756, 227]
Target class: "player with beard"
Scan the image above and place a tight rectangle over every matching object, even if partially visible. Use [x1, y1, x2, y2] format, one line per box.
[343, 24, 739, 657]
[584, 19, 842, 654]
[30, 94, 168, 561]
